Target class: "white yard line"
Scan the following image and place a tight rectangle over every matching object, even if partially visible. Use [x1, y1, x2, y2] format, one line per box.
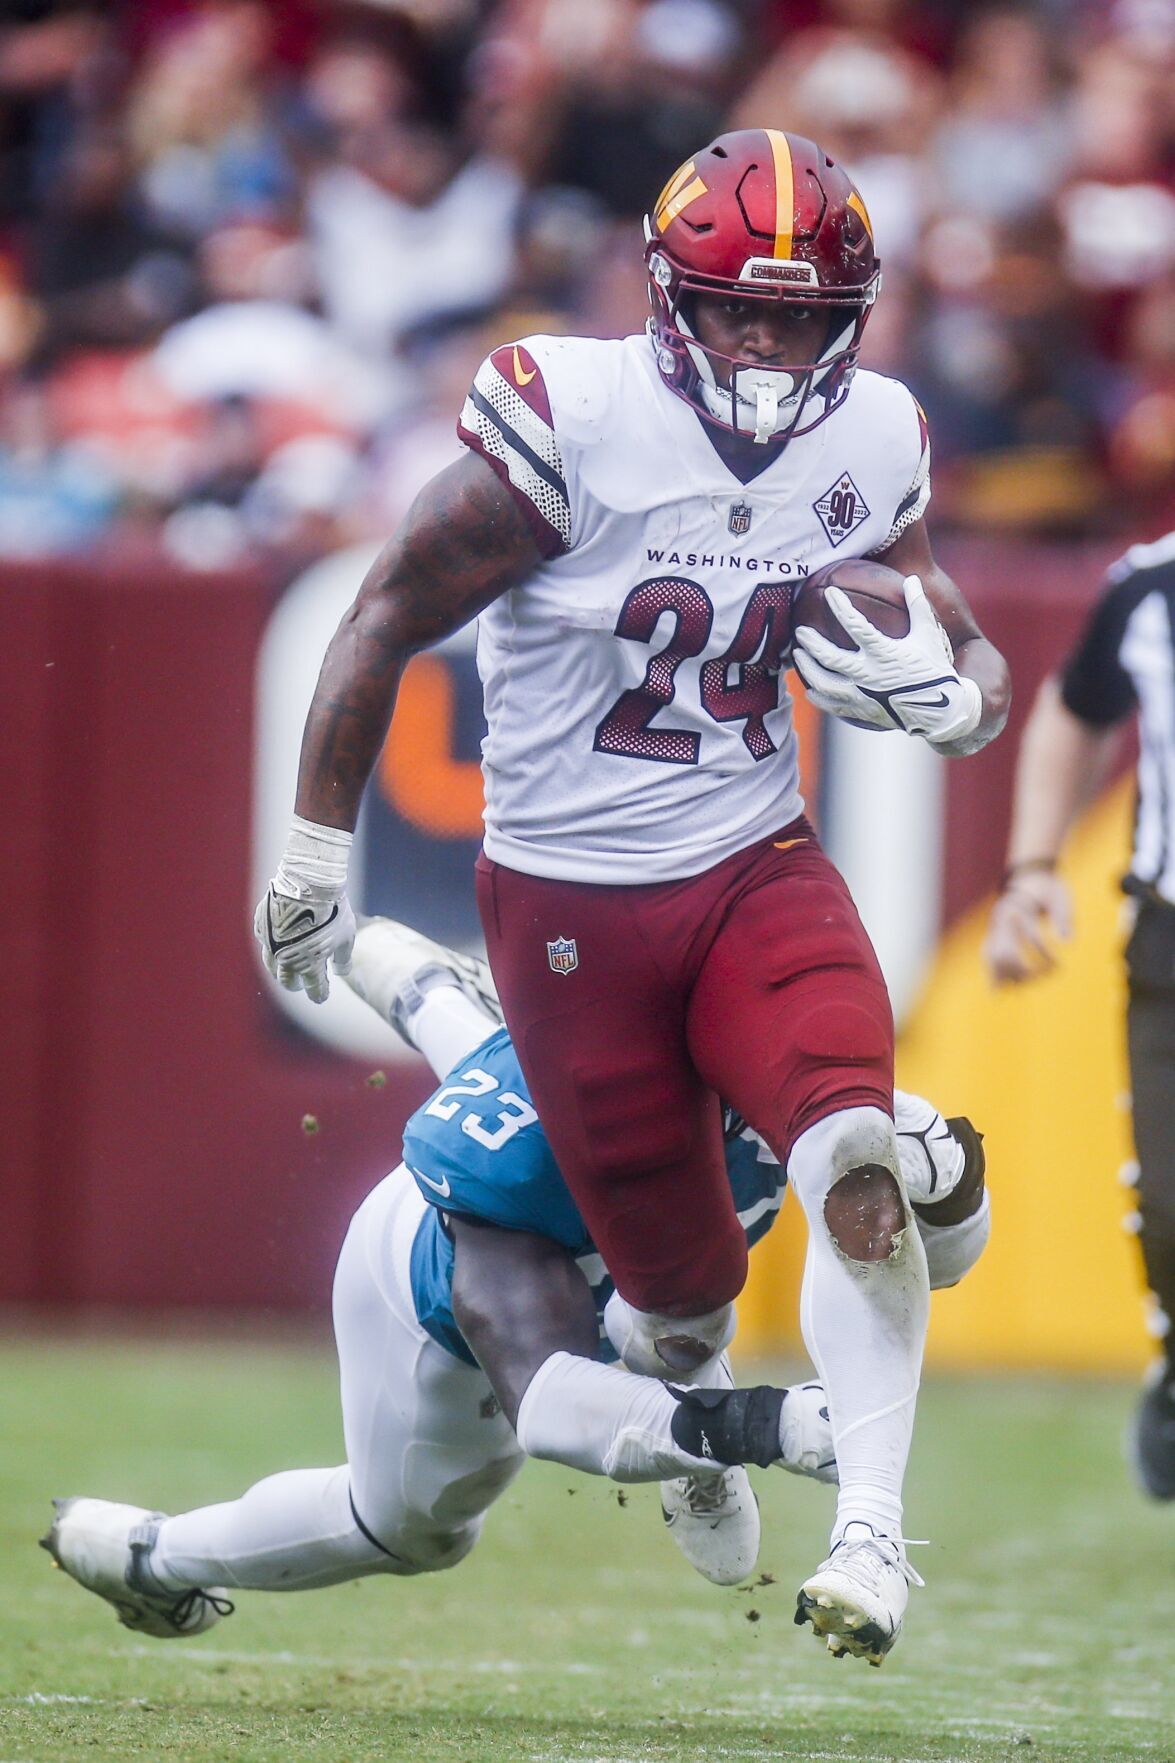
[7, 1693, 95, 1705]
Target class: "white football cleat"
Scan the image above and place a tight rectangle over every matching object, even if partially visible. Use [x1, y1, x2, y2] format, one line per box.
[40, 1498, 233, 1639]
[661, 1467, 760, 1585]
[794, 1522, 923, 1666]
[777, 1381, 838, 1483]
[345, 915, 502, 1047]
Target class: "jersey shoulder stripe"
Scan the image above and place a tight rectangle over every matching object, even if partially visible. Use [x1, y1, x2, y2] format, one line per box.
[873, 393, 930, 553]
[457, 342, 571, 558]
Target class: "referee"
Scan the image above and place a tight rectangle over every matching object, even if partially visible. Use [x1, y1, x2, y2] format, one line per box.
[984, 533, 1175, 1500]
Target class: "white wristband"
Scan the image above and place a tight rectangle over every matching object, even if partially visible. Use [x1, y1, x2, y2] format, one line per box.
[276, 814, 353, 897]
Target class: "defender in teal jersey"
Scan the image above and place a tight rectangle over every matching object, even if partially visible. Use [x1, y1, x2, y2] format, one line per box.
[403, 1023, 788, 1373]
[43, 920, 987, 1663]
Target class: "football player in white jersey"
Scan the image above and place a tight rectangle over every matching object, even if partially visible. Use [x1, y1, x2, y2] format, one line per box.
[46, 919, 989, 1664]
[255, 130, 1010, 1659]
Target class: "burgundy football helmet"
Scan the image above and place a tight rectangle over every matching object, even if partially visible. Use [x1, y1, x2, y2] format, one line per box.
[644, 129, 881, 444]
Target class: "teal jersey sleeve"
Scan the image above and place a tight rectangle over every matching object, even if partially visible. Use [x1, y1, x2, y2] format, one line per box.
[402, 1028, 593, 1256]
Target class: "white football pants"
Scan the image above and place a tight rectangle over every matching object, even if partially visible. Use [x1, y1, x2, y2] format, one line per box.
[152, 1171, 525, 1592]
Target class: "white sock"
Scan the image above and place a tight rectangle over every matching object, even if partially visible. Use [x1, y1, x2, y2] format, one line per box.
[516, 1351, 731, 1481]
[787, 1108, 929, 1542]
[149, 1466, 394, 1592]
[409, 987, 498, 1079]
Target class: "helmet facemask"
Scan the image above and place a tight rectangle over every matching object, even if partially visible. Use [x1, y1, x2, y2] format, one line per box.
[646, 229, 878, 446]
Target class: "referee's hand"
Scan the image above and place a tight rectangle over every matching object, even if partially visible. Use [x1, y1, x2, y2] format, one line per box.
[983, 871, 1072, 984]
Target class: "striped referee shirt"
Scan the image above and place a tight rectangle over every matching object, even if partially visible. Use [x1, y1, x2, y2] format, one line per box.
[1061, 532, 1175, 904]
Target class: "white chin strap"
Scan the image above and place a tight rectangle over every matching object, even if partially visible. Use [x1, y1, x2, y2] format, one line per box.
[739, 369, 788, 444]
[684, 312, 857, 444]
[690, 346, 799, 444]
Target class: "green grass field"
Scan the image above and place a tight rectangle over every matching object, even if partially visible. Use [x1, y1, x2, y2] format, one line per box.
[2, 1331, 1173, 1763]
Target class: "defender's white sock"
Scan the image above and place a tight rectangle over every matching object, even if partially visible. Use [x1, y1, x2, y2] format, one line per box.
[149, 1466, 392, 1592]
[516, 1351, 819, 1481]
[409, 987, 499, 1080]
[787, 1107, 929, 1542]
[516, 1352, 721, 1481]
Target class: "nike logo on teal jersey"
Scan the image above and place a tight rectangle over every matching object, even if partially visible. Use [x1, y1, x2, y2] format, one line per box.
[412, 1166, 452, 1199]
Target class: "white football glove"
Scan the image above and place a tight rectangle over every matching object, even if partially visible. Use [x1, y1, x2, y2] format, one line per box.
[792, 574, 983, 750]
[254, 816, 356, 1004]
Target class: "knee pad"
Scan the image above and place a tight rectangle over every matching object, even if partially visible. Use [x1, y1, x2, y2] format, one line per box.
[788, 1106, 912, 1264]
[788, 1107, 902, 1203]
[603, 1290, 736, 1378]
[391, 1520, 481, 1577]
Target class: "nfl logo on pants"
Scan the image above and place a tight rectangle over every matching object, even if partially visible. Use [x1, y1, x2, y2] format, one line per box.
[547, 936, 578, 976]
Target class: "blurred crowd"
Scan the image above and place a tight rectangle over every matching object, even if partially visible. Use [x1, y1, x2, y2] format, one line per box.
[0, 0, 1171, 571]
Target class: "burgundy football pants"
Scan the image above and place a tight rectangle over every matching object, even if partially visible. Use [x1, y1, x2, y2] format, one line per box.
[475, 819, 894, 1316]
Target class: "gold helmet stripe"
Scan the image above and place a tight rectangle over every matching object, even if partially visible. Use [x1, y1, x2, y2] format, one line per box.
[655, 159, 697, 216]
[655, 160, 708, 232]
[765, 129, 794, 260]
[847, 190, 874, 240]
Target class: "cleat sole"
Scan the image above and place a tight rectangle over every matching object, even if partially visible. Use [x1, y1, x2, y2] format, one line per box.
[794, 1589, 896, 1664]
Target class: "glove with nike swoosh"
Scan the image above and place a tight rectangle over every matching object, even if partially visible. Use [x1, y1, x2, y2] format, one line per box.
[792, 574, 983, 751]
[254, 816, 357, 1004]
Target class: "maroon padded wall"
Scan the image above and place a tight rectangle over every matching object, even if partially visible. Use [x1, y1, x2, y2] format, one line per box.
[3, 560, 431, 1311]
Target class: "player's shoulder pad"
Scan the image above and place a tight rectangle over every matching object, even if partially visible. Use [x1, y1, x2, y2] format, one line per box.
[848, 370, 928, 450]
[458, 334, 628, 556]
[849, 372, 931, 550]
[491, 334, 624, 444]
[460, 336, 575, 557]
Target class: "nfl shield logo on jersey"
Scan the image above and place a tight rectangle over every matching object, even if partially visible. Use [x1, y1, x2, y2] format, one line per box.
[547, 936, 579, 976]
[728, 500, 753, 536]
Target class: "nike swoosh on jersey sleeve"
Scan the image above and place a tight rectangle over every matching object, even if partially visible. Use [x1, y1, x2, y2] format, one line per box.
[457, 343, 572, 559]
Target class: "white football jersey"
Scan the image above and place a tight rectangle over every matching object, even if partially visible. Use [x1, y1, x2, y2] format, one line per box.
[458, 332, 930, 884]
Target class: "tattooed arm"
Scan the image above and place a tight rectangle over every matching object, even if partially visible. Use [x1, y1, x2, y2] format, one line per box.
[254, 452, 541, 1001]
[297, 451, 542, 831]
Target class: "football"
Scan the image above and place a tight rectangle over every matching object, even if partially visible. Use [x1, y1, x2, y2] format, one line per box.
[792, 558, 911, 651]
